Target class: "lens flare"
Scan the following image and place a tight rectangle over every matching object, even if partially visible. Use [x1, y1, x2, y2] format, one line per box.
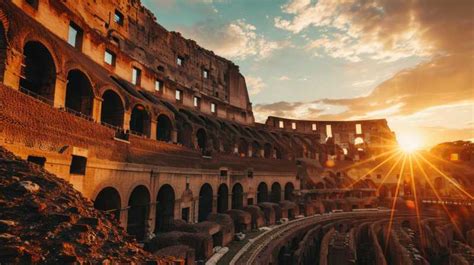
[397, 133, 422, 153]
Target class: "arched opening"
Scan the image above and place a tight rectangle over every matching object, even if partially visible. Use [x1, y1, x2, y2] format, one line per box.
[65, 70, 94, 116]
[284, 182, 295, 201]
[252, 141, 261, 158]
[0, 24, 6, 82]
[101, 90, 124, 127]
[127, 185, 150, 241]
[94, 187, 121, 221]
[19, 41, 56, 103]
[275, 148, 282, 159]
[232, 183, 244, 209]
[271, 182, 282, 203]
[238, 138, 249, 157]
[278, 246, 289, 265]
[178, 122, 193, 148]
[196, 128, 207, 152]
[156, 114, 172, 141]
[217, 184, 229, 213]
[198, 183, 213, 222]
[130, 104, 150, 137]
[257, 182, 268, 203]
[264, 143, 272, 159]
[155, 184, 175, 233]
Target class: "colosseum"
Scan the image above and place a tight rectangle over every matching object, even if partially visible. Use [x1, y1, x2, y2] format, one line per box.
[0, 1, 473, 264]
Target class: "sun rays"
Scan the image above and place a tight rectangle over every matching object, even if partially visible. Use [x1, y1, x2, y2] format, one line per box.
[341, 138, 473, 253]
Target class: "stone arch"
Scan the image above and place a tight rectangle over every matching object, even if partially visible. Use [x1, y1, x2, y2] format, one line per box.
[198, 183, 213, 222]
[155, 184, 175, 233]
[101, 89, 124, 127]
[257, 182, 269, 203]
[232, 183, 244, 210]
[271, 182, 282, 203]
[94, 187, 121, 221]
[19, 41, 56, 103]
[217, 184, 229, 213]
[196, 128, 207, 152]
[252, 141, 261, 158]
[127, 185, 150, 241]
[130, 104, 151, 137]
[178, 122, 193, 148]
[156, 114, 172, 141]
[0, 22, 6, 82]
[65, 69, 94, 116]
[275, 147, 282, 159]
[264, 143, 273, 159]
[284, 182, 295, 201]
[238, 138, 249, 157]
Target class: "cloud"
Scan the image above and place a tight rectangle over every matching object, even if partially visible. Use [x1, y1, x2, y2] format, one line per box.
[178, 19, 285, 60]
[278, 75, 291, 81]
[246, 76, 266, 96]
[352, 79, 375, 88]
[276, 0, 473, 62]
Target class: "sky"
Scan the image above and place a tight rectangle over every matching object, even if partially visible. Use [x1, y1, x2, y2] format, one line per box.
[142, 0, 474, 148]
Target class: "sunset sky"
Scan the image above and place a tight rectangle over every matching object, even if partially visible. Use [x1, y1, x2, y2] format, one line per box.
[142, 0, 474, 148]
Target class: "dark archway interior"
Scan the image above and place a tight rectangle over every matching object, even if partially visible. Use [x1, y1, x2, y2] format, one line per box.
[264, 143, 272, 158]
[198, 183, 213, 222]
[155, 184, 175, 233]
[101, 90, 124, 127]
[130, 105, 150, 136]
[197, 128, 207, 152]
[284, 182, 295, 201]
[0, 24, 6, 82]
[271, 182, 282, 203]
[178, 122, 193, 148]
[94, 187, 121, 221]
[232, 183, 244, 209]
[65, 70, 94, 116]
[20, 41, 56, 103]
[217, 184, 229, 213]
[275, 148, 282, 159]
[238, 139, 248, 157]
[257, 182, 268, 203]
[252, 141, 261, 157]
[127, 185, 150, 241]
[157, 115, 172, 141]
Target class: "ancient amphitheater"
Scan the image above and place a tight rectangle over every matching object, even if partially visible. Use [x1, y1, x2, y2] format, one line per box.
[0, 1, 473, 264]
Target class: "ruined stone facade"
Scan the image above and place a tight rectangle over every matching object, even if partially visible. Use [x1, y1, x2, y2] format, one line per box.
[1, 0, 472, 263]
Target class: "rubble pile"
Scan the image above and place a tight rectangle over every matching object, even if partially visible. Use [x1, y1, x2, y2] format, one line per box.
[0, 147, 174, 264]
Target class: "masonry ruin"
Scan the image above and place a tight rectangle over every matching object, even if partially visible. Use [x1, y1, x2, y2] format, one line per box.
[0, 1, 473, 264]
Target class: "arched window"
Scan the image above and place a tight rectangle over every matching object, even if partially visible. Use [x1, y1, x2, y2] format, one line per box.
[94, 187, 121, 221]
[196, 128, 207, 152]
[156, 114, 172, 141]
[232, 183, 244, 209]
[101, 90, 124, 127]
[284, 182, 295, 201]
[178, 122, 193, 148]
[130, 104, 150, 137]
[217, 184, 229, 213]
[198, 183, 213, 222]
[238, 138, 249, 157]
[127, 185, 150, 241]
[20, 41, 56, 104]
[271, 182, 282, 203]
[264, 143, 272, 159]
[257, 182, 268, 203]
[65, 70, 94, 116]
[155, 184, 175, 233]
[252, 141, 261, 158]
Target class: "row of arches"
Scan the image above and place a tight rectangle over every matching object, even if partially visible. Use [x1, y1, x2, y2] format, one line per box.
[12, 41, 308, 160]
[93, 181, 295, 240]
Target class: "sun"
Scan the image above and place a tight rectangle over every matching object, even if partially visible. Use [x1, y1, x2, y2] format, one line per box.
[397, 133, 422, 153]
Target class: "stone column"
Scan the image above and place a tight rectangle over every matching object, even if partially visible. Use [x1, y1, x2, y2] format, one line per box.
[212, 195, 218, 214]
[150, 120, 157, 140]
[3, 48, 23, 90]
[123, 111, 131, 131]
[171, 130, 178, 143]
[53, 73, 67, 108]
[92, 96, 102, 123]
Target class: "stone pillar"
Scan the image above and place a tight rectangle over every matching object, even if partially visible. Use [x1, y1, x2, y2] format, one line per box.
[3, 48, 23, 90]
[150, 120, 157, 140]
[171, 130, 178, 143]
[248, 145, 253, 158]
[123, 111, 131, 131]
[53, 73, 67, 108]
[260, 149, 265, 158]
[92, 96, 102, 123]
[212, 195, 218, 214]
